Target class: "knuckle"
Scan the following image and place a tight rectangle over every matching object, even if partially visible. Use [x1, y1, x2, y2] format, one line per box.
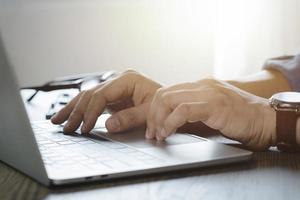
[199, 78, 222, 89]
[155, 87, 167, 98]
[161, 92, 172, 107]
[202, 78, 218, 84]
[123, 68, 138, 74]
[121, 69, 143, 81]
[182, 82, 199, 88]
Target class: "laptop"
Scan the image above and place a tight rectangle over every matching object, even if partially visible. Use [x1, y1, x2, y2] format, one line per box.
[0, 35, 252, 186]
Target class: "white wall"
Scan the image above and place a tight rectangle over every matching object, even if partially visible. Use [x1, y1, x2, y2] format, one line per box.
[0, 0, 215, 87]
[1, 0, 300, 87]
[214, 0, 300, 79]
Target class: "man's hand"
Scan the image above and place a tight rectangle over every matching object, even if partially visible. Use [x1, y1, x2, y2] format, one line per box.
[51, 70, 161, 134]
[51, 70, 277, 150]
[146, 79, 276, 150]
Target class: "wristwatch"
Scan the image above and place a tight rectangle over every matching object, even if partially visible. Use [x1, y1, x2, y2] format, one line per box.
[269, 92, 300, 152]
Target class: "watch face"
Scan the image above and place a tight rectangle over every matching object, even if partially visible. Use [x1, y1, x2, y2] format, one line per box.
[272, 92, 300, 104]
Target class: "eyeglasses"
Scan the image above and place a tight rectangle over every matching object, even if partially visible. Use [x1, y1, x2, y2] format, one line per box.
[22, 71, 116, 102]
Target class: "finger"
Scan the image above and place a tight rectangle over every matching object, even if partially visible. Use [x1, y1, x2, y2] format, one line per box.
[146, 96, 160, 140]
[105, 104, 148, 133]
[146, 88, 169, 140]
[154, 89, 214, 138]
[162, 88, 213, 109]
[154, 89, 212, 139]
[51, 93, 82, 124]
[146, 83, 209, 140]
[146, 87, 172, 140]
[161, 102, 211, 138]
[63, 91, 94, 133]
[51, 83, 103, 125]
[81, 72, 139, 133]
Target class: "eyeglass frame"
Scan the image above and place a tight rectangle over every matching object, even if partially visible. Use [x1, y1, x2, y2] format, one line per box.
[22, 71, 116, 102]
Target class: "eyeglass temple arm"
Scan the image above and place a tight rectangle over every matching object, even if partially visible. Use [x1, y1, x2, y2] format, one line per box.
[24, 84, 81, 102]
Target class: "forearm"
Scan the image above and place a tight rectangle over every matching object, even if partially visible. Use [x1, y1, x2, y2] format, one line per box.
[227, 69, 292, 98]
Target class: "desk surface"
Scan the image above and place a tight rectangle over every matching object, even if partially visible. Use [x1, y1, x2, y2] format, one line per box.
[0, 90, 300, 200]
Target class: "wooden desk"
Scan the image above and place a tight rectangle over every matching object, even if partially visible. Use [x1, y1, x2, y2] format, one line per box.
[0, 90, 299, 200]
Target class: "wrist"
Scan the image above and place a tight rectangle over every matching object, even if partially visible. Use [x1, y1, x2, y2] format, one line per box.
[262, 100, 277, 147]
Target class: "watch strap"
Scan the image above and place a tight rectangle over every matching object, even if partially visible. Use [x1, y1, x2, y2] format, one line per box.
[276, 110, 300, 152]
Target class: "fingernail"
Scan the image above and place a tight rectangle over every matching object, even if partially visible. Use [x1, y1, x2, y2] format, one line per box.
[156, 134, 165, 142]
[160, 128, 167, 137]
[64, 122, 71, 132]
[155, 128, 163, 141]
[81, 123, 88, 134]
[106, 117, 120, 132]
[51, 113, 58, 122]
[81, 115, 91, 133]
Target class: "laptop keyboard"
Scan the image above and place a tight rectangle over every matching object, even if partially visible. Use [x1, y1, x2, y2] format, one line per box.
[32, 121, 162, 172]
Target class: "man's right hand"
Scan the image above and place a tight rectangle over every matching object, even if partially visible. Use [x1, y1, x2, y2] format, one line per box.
[51, 70, 161, 134]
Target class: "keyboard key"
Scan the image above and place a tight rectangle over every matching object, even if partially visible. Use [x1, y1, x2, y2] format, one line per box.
[118, 156, 145, 166]
[102, 142, 126, 149]
[77, 140, 96, 145]
[72, 155, 89, 161]
[38, 140, 55, 145]
[118, 147, 137, 153]
[83, 159, 98, 165]
[95, 155, 112, 162]
[69, 137, 89, 142]
[43, 143, 60, 148]
[32, 121, 163, 172]
[86, 152, 103, 158]
[50, 138, 69, 142]
[58, 141, 76, 145]
[128, 151, 148, 157]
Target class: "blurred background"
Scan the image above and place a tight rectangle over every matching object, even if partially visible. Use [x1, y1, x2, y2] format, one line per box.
[0, 0, 300, 87]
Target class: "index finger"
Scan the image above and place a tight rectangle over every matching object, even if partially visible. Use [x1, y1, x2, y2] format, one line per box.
[81, 72, 139, 133]
[51, 93, 83, 124]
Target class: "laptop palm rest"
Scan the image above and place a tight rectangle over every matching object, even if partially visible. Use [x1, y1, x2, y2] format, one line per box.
[90, 128, 201, 149]
[89, 128, 250, 164]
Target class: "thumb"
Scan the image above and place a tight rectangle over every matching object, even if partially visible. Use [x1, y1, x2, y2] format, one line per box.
[105, 104, 148, 133]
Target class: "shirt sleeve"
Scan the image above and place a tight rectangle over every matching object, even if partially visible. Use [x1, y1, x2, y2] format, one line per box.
[263, 55, 300, 92]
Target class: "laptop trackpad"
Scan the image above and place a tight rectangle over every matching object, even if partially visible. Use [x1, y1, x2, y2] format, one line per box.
[90, 128, 203, 149]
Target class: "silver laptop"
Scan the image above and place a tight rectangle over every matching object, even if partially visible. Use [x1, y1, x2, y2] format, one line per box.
[0, 35, 252, 186]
